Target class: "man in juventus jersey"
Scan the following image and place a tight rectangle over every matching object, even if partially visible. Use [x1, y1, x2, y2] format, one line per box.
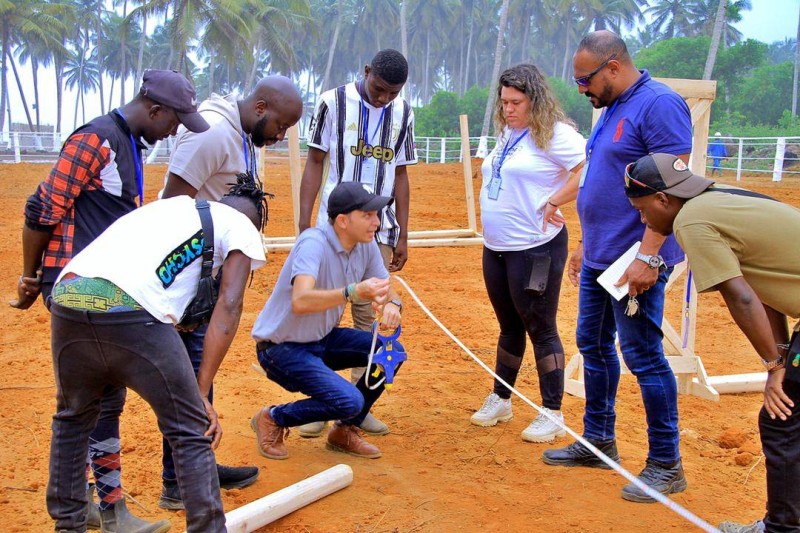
[298, 49, 417, 437]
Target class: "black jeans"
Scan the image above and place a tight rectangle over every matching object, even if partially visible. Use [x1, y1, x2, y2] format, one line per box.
[47, 304, 224, 533]
[760, 378, 800, 532]
[481, 227, 568, 409]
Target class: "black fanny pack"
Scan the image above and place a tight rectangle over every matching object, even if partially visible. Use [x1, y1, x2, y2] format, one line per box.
[178, 200, 221, 330]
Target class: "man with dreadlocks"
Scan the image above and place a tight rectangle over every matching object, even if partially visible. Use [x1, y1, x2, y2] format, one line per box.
[46, 182, 268, 533]
[157, 76, 302, 509]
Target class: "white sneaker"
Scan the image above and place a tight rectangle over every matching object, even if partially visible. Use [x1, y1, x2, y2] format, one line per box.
[521, 408, 566, 443]
[470, 392, 513, 427]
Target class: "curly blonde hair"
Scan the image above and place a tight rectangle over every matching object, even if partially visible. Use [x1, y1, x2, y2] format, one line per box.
[493, 64, 574, 151]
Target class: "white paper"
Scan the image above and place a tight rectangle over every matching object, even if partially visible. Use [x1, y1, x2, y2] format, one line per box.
[597, 241, 641, 301]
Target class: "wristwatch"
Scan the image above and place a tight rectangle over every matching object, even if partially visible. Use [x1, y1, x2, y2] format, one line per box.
[635, 253, 667, 273]
[387, 298, 403, 312]
[761, 355, 785, 372]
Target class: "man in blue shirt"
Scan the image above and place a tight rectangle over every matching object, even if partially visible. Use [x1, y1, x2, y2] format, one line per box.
[708, 132, 728, 177]
[542, 31, 692, 503]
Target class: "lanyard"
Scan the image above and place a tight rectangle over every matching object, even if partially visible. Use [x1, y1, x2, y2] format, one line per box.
[241, 132, 252, 173]
[115, 109, 144, 206]
[359, 81, 387, 146]
[495, 130, 528, 172]
[585, 99, 619, 159]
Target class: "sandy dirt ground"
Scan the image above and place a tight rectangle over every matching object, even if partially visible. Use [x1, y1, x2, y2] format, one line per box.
[1, 160, 799, 532]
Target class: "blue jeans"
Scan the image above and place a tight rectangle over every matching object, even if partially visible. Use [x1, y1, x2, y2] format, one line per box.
[257, 327, 404, 427]
[576, 264, 680, 464]
[163, 323, 208, 482]
[47, 305, 224, 533]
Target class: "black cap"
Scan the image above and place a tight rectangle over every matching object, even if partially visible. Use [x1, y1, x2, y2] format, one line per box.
[327, 182, 393, 219]
[624, 153, 714, 199]
[140, 69, 209, 133]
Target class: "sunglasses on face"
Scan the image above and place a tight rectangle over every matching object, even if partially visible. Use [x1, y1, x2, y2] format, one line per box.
[624, 162, 663, 193]
[573, 53, 617, 87]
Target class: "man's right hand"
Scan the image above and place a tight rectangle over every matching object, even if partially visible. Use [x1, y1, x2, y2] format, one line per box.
[567, 243, 583, 286]
[355, 277, 390, 306]
[9, 270, 42, 310]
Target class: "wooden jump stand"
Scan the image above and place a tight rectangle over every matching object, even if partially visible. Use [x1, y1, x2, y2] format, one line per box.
[564, 78, 768, 402]
[260, 114, 485, 251]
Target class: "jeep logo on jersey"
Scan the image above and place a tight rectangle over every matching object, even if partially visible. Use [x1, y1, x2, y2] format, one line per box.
[156, 229, 204, 288]
[350, 139, 395, 163]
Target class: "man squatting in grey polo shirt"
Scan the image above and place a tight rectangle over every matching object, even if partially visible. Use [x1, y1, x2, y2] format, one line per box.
[249, 182, 405, 459]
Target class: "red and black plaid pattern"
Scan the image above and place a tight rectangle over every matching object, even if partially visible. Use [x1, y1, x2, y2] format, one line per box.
[29, 133, 109, 268]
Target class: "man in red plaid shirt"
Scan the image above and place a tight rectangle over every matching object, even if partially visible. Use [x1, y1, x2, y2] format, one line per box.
[11, 69, 208, 532]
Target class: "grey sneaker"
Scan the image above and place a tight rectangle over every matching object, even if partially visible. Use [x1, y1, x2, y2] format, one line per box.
[719, 521, 765, 533]
[297, 420, 328, 438]
[542, 439, 620, 468]
[620, 458, 687, 503]
[86, 483, 101, 530]
[470, 392, 512, 427]
[359, 412, 389, 436]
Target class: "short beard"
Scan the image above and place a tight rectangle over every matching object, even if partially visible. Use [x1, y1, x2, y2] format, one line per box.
[250, 113, 271, 147]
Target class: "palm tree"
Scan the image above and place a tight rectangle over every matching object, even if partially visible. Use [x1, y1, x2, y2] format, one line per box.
[102, 13, 140, 109]
[793, 7, 799, 116]
[587, 0, 645, 33]
[320, 0, 348, 92]
[480, 0, 510, 138]
[645, 0, 701, 39]
[64, 46, 100, 129]
[0, 0, 71, 131]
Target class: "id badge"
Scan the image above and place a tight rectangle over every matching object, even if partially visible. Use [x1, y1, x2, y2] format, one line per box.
[578, 161, 589, 188]
[488, 177, 501, 200]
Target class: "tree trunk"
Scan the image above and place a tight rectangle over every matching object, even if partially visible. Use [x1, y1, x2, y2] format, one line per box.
[463, 4, 474, 94]
[0, 24, 8, 132]
[321, 0, 345, 92]
[703, 0, 727, 80]
[208, 51, 215, 95]
[135, 14, 146, 93]
[400, 0, 408, 96]
[108, 75, 115, 110]
[8, 52, 34, 131]
[246, 32, 263, 93]
[55, 58, 64, 134]
[95, 15, 105, 115]
[32, 57, 40, 130]
[561, 16, 572, 82]
[424, 32, 430, 102]
[480, 0, 511, 138]
[792, 6, 799, 116]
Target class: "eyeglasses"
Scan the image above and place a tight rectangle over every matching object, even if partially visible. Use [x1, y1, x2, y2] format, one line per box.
[573, 54, 617, 87]
[624, 162, 662, 193]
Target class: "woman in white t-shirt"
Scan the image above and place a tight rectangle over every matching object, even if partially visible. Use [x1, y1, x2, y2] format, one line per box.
[470, 64, 585, 443]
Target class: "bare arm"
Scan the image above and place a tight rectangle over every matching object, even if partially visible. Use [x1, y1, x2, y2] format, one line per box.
[196, 250, 251, 448]
[10, 224, 53, 309]
[298, 147, 327, 233]
[291, 274, 390, 315]
[389, 165, 410, 271]
[717, 276, 794, 420]
[162, 172, 199, 199]
[543, 161, 584, 231]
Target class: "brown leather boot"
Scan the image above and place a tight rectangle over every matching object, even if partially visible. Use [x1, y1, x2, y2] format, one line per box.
[250, 407, 289, 459]
[326, 422, 382, 458]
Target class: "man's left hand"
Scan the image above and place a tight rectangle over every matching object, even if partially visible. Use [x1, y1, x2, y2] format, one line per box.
[380, 300, 402, 331]
[389, 239, 408, 272]
[764, 368, 794, 421]
[616, 259, 658, 296]
[202, 396, 223, 449]
[9, 271, 42, 310]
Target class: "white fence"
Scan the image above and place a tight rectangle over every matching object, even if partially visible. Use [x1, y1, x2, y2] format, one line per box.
[2, 131, 799, 181]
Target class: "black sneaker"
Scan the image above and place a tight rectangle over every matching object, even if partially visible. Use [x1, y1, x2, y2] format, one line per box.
[159, 465, 260, 510]
[158, 480, 183, 510]
[541, 439, 620, 468]
[217, 464, 260, 490]
[620, 458, 687, 503]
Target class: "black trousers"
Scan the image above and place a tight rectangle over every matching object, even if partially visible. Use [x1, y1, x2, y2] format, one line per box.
[481, 227, 568, 409]
[760, 378, 800, 532]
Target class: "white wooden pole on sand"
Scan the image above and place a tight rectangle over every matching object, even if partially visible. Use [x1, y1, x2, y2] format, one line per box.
[287, 124, 303, 237]
[184, 464, 353, 533]
[460, 114, 478, 234]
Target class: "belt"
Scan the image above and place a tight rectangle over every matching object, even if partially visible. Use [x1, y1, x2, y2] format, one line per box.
[256, 340, 276, 352]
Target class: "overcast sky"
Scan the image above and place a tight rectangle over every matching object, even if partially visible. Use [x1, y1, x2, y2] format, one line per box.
[5, 0, 799, 131]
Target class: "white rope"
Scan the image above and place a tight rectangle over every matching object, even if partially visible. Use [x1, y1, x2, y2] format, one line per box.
[394, 275, 721, 533]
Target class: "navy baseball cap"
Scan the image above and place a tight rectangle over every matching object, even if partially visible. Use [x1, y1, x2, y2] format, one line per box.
[140, 69, 209, 133]
[327, 182, 393, 218]
[624, 153, 714, 199]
